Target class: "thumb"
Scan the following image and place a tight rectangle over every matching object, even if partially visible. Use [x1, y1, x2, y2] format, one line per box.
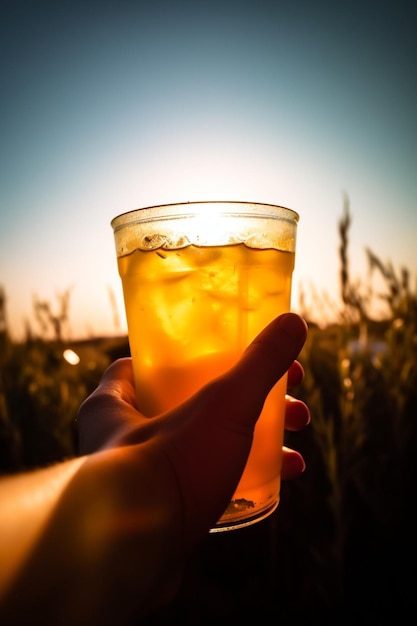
[220, 312, 308, 427]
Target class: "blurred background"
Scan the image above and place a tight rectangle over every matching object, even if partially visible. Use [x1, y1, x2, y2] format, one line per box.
[1, 0, 416, 623]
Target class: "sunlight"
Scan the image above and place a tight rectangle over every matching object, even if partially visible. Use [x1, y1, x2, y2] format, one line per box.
[178, 201, 265, 247]
[63, 349, 80, 365]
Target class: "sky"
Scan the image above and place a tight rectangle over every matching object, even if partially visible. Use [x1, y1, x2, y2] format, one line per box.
[1, 0, 416, 340]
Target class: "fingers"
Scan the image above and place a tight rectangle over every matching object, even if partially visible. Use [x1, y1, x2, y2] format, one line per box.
[284, 395, 310, 431]
[95, 357, 137, 406]
[77, 358, 139, 454]
[281, 447, 306, 480]
[287, 360, 304, 388]
[285, 359, 310, 431]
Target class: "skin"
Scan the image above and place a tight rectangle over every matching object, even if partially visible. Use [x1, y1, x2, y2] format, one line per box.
[0, 313, 309, 626]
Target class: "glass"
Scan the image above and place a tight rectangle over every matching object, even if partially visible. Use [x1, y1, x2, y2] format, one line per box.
[111, 201, 298, 531]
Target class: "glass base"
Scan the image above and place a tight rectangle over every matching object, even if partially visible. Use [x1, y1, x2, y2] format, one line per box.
[209, 498, 279, 533]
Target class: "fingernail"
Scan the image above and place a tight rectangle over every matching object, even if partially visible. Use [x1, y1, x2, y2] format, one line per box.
[278, 313, 308, 339]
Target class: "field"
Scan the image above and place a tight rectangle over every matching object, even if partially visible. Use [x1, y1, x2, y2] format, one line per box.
[1, 203, 416, 623]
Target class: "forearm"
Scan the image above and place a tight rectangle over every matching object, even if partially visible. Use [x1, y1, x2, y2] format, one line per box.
[0, 447, 184, 625]
[0, 457, 86, 599]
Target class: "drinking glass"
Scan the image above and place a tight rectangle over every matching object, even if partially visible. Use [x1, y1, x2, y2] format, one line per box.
[111, 201, 298, 531]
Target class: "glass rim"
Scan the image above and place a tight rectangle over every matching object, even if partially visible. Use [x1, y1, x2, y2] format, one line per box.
[111, 201, 299, 232]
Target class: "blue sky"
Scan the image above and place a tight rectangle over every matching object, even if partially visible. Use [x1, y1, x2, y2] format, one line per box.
[1, 0, 416, 339]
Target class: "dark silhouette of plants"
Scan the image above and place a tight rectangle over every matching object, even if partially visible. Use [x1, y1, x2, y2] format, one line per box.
[285, 195, 417, 621]
[33, 288, 72, 343]
[0, 289, 126, 472]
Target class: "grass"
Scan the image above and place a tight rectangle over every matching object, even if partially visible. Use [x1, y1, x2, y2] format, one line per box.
[0, 197, 416, 623]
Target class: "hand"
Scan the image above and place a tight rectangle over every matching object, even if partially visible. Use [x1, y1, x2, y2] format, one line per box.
[78, 313, 309, 541]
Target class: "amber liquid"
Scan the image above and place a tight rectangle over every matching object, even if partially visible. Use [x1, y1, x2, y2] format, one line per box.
[118, 243, 294, 529]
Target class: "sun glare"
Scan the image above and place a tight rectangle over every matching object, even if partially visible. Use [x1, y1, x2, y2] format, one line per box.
[63, 349, 80, 365]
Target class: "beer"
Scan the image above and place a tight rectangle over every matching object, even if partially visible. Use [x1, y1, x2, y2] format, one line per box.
[117, 242, 294, 527]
